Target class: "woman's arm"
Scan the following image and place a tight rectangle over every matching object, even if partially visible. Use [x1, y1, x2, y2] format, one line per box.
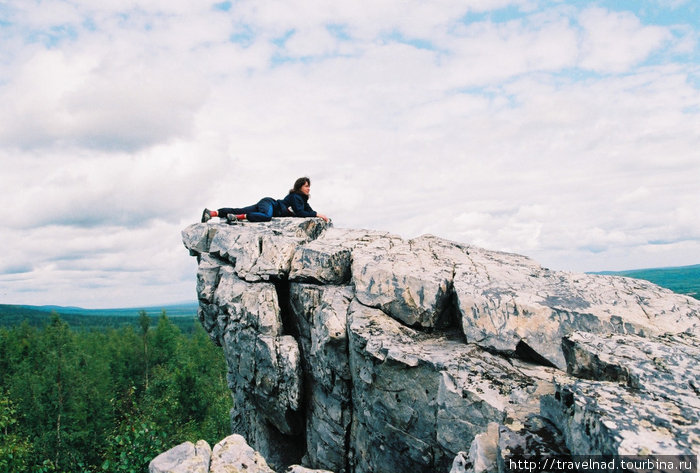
[286, 194, 317, 217]
[286, 194, 329, 221]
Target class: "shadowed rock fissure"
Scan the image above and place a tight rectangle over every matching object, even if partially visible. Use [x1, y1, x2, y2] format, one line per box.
[272, 276, 307, 467]
[560, 337, 628, 382]
[476, 341, 558, 369]
[273, 276, 298, 338]
[515, 340, 558, 368]
[437, 281, 463, 336]
[343, 407, 354, 473]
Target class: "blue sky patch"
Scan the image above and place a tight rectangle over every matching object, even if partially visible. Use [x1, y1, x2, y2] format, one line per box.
[82, 17, 97, 32]
[688, 71, 700, 89]
[28, 24, 78, 47]
[272, 29, 295, 48]
[551, 68, 607, 82]
[460, 4, 524, 25]
[326, 23, 351, 41]
[229, 25, 255, 46]
[213, 1, 232, 12]
[597, 0, 699, 28]
[383, 30, 436, 51]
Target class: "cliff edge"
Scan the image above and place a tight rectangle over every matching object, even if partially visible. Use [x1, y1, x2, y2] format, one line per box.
[160, 218, 699, 473]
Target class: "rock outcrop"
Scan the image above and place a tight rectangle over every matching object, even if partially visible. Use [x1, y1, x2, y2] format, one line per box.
[168, 218, 699, 473]
[150, 434, 334, 473]
[150, 440, 211, 473]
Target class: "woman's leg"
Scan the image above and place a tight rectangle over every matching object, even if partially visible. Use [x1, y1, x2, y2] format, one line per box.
[245, 198, 275, 222]
[217, 205, 257, 219]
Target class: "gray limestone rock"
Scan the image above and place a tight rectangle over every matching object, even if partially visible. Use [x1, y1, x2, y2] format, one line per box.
[496, 416, 570, 473]
[206, 264, 304, 468]
[195, 255, 226, 343]
[562, 331, 700, 403]
[449, 451, 470, 473]
[183, 219, 330, 281]
[216, 269, 283, 335]
[351, 234, 459, 329]
[197, 254, 223, 304]
[182, 224, 219, 256]
[210, 434, 275, 473]
[542, 331, 700, 456]
[347, 300, 559, 473]
[454, 247, 700, 369]
[289, 228, 393, 284]
[148, 436, 339, 473]
[465, 422, 499, 473]
[175, 220, 700, 473]
[451, 417, 570, 473]
[289, 283, 354, 473]
[149, 440, 211, 473]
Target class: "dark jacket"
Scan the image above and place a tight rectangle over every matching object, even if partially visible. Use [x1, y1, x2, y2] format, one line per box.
[279, 192, 317, 218]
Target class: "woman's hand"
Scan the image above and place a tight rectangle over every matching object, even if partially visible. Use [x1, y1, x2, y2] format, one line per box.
[317, 213, 330, 222]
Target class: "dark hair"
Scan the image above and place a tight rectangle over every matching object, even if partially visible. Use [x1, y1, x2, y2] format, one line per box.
[289, 177, 310, 199]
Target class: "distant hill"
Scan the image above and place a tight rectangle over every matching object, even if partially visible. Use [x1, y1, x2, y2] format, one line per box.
[28, 302, 199, 318]
[0, 302, 199, 332]
[591, 264, 700, 300]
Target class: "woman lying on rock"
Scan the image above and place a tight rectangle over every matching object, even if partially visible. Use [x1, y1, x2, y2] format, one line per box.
[201, 176, 330, 224]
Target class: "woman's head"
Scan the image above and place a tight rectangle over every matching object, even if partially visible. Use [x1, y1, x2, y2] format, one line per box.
[290, 177, 311, 198]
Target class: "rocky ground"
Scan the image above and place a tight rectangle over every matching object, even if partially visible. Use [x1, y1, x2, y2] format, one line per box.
[151, 218, 700, 473]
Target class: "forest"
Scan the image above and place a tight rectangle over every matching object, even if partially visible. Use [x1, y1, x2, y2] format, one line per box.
[0, 310, 231, 473]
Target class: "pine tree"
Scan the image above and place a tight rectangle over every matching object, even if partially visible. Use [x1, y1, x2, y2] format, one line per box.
[139, 310, 151, 390]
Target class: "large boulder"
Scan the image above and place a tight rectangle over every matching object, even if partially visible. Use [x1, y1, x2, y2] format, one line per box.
[175, 220, 700, 473]
[454, 246, 700, 369]
[149, 440, 211, 473]
[542, 331, 700, 456]
[150, 435, 338, 473]
[351, 234, 459, 329]
[209, 434, 276, 473]
[289, 228, 392, 285]
[347, 299, 558, 473]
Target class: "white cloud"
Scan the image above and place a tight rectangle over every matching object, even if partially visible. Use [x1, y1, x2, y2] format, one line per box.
[577, 7, 671, 73]
[1, 1, 699, 307]
[444, 13, 579, 87]
[0, 36, 208, 151]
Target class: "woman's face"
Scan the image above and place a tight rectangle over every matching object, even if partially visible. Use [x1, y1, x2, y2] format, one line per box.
[300, 182, 310, 196]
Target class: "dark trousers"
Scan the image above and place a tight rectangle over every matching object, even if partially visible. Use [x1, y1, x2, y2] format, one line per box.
[218, 197, 276, 222]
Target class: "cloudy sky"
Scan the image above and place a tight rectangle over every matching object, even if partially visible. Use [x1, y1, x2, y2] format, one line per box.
[1, 0, 699, 309]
